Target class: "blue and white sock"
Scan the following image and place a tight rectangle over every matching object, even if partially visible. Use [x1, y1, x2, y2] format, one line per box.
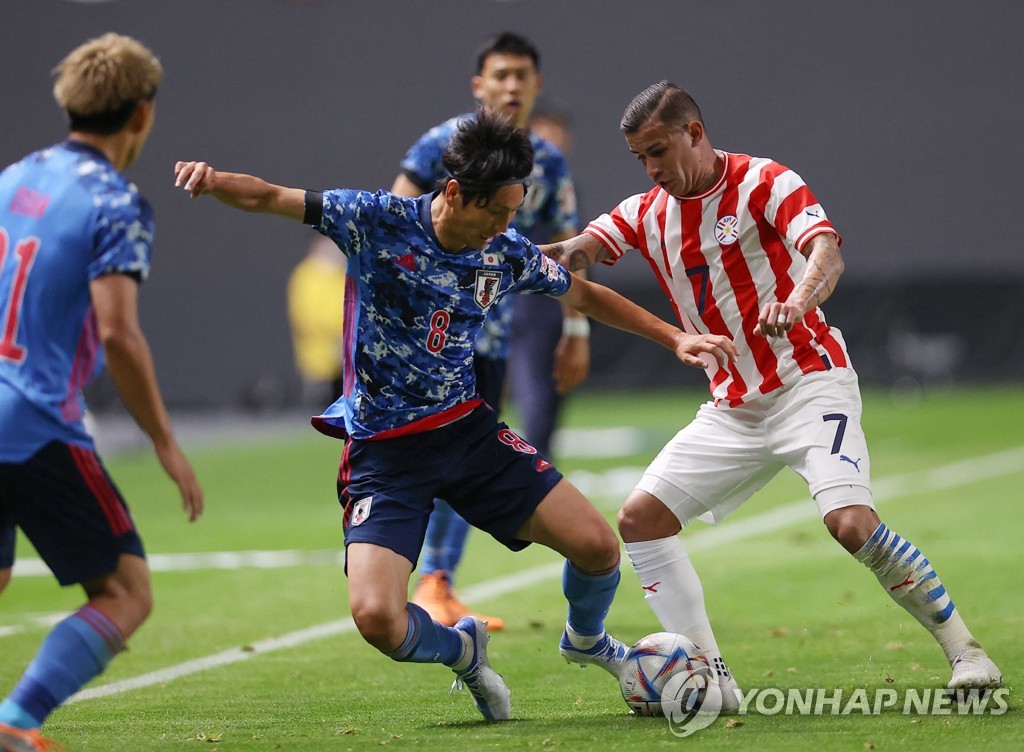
[385, 603, 467, 669]
[855, 522, 976, 662]
[562, 559, 620, 642]
[0, 605, 123, 729]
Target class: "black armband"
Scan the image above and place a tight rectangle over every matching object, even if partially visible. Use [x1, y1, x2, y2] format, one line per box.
[303, 190, 324, 226]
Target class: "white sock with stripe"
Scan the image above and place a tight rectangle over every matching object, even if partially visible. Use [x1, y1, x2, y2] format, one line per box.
[624, 536, 740, 698]
[854, 522, 977, 663]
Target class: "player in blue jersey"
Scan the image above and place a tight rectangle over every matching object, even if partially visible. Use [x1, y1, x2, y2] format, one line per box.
[0, 34, 204, 752]
[391, 32, 588, 632]
[174, 109, 736, 721]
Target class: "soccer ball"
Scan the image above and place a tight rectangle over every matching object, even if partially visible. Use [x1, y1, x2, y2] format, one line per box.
[619, 632, 714, 717]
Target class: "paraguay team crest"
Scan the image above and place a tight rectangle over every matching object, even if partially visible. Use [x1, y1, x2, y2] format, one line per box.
[714, 215, 740, 245]
[474, 270, 503, 311]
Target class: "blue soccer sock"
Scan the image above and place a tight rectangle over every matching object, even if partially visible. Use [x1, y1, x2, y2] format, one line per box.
[0, 605, 123, 729]
[385, 603, 465, 667]
[439, 509, 471, 582]
[855, 521, 976, 662]
[420, 500, 456, 577]
[562, 559, 620, 638]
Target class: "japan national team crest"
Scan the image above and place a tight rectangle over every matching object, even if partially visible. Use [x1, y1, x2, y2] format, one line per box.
[714, 215, 740, 245]
[474, 269, 503, 311]
[350, 497, 372, 526]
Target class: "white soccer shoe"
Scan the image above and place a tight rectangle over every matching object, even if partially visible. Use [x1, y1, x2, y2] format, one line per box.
[558, 629, 628, 678]
[948, 648, 1003, 689]
[450, 616, 512, 721]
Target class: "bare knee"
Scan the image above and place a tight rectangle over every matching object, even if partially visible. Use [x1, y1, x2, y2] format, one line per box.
[617, 491, 681, 543]
[82, 555, 154, 637]
[569, 523, 621, 574]
[0, 568, 11, 596]
[350, 597, 408, 653]
[824, 505, 881, 554]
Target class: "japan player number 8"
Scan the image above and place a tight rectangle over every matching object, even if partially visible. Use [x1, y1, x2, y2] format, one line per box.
[425, 309, 450, 353]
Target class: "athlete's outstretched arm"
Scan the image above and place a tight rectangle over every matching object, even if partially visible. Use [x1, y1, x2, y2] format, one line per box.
[556, 274, 737, 369]
[758, 232, 844, 337]
[541, 233, 613, 273]
[173, 161, 305, 220]
[91, 274, 204, 521]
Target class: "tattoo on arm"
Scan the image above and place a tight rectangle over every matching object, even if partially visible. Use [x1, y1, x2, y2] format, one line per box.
[543, 235, 611, 272]
[796, 235, 844, 310]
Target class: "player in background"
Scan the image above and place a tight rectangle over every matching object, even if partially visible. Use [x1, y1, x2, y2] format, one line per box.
[0, 34, 204, 752]
[174, 110, 736, 721]
[391, 32, 588, 632]
[509, 97, 581, 458]
[543, 81, 1003, 706]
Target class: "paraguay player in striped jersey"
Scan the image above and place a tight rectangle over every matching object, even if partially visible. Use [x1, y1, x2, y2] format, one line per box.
[0, 35, 204, 752]
[173, 110, 733, 722]
[543, 81, 1002, 703]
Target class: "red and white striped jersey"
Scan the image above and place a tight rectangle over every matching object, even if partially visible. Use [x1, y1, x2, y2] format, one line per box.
[585, 151, 850, 407]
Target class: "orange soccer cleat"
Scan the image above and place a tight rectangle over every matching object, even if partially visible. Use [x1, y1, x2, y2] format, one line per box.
[0, 722, 65, 752]
[412, 571, 506, 631]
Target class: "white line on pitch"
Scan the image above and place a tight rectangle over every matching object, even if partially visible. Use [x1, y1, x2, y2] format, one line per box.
[58, 445, 1022, 703]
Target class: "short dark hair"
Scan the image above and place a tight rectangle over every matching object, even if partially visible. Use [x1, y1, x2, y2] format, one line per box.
[475, 31, 540, 73]
[620, 81, 704, 134]
[440, 108, 534, 207]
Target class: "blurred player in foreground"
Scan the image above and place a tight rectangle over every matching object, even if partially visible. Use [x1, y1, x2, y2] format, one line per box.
[392, 32, 586, 632]
[543, 81, 1003, 706]
[0, 33, 204, 752]
[174, 109, 735, 721]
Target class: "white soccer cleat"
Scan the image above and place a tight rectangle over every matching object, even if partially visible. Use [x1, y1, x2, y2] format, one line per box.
[948, 648, 1003, 689]
[559, 629, 628, 678]
[450, 616, 512, 721]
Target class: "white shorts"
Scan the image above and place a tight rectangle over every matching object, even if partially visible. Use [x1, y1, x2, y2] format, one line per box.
[636, 368, 874, 527]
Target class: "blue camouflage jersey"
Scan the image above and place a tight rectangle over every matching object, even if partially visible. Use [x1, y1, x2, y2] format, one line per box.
[0, 141, 152, 462]
[399, 113, 578, 359]
[310, 190, 572, 441]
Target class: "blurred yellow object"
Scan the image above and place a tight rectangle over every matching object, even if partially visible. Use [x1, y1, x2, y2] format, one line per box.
[287, 236, 346, 383]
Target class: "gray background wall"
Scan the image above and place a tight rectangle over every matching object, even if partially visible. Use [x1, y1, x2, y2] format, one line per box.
[2, 0, 1021, 407]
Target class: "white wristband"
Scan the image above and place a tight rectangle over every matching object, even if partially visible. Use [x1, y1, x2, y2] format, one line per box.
[562, 317, 591, 337]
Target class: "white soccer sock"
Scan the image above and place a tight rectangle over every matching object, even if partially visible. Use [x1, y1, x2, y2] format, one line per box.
[624, 536, 739, 692]
[854, 522, 977, 663]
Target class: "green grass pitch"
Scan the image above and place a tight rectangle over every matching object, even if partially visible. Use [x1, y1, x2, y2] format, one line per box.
[1, 386, 1020, 750]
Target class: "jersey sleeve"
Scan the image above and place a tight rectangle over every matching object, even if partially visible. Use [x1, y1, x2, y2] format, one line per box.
[582, 192, 646, 264]
[762, 166, 842, 251]
[537, 146, 579, 238]
[87, 186, 153, 282]
[398, 123, 453, 192]
[510, 235, 572, 297]
[319, 189, 383, 257]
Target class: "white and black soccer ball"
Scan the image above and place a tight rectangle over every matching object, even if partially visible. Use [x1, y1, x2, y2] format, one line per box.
[619, 632, 715, 718]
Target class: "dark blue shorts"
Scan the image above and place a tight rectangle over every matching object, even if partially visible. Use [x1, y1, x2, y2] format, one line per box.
[337, 404, 562, 569]
[0, 440, 145, 586]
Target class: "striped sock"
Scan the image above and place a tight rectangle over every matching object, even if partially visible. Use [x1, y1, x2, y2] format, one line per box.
[854, 522, 976, 662]
[0, 605, 123, 728]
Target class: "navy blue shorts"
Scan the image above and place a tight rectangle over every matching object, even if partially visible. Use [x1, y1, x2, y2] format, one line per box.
[337, 404, 562, 569]
[0, 440, 145, 586]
